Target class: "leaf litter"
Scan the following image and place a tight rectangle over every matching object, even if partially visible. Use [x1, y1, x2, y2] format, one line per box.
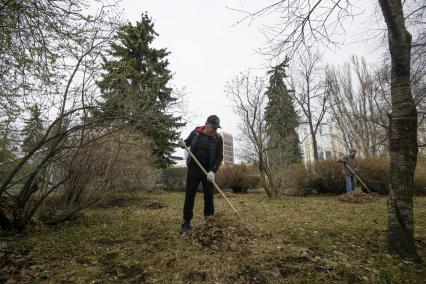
[182, 213, 254, 251]
[337, 188, 380, 204]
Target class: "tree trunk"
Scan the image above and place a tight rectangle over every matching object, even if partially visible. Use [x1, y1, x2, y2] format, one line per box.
[378, 0, 420, 261]
[309, 121, 319, 160]
[260, 168, 273, 198]
[258, 159, 273, 198]
[0, 208, 11, 230]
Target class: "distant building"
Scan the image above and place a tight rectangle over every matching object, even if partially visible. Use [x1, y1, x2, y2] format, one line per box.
[297, 120, 345, 165]
[170, 155, 186, 167]
[220, 132, 234, 165]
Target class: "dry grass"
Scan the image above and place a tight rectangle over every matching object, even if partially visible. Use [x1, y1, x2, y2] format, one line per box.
[1, 190, 426, 283]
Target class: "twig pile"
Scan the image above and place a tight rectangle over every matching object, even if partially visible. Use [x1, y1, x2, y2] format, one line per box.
[337, 189, 379, 204]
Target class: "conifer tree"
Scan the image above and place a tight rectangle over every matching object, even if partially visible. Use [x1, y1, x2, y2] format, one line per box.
[97, 14, 184, 167]
[264, 58, 301, 165]
[21, 104, 45, 155]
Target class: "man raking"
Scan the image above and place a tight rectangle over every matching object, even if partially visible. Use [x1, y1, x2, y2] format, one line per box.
[338, 149, 360, 193]
[178, 115, 223, 233]
[338, 149, 372, 193]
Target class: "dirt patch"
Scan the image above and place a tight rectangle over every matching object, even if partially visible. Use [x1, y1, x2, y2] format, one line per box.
[141, 229, 163, 242]
[0, 241, 38, 283]
[337, 189, 380, 204]
[96, 195, 167, 210]
[145, 201, 167, 210]
[233, 264, 268, 284]
[99, 252, 147, 283]
[274, 254, 313, 278]
[183, 215, 252, 251]
[94, 238, 126, 246]
[96, 196, 131, 208]
[183, 270, 208, 282]
[118, 264, 147, 283]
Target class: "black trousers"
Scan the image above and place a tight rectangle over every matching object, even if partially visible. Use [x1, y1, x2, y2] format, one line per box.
[183, 166, 214, 222]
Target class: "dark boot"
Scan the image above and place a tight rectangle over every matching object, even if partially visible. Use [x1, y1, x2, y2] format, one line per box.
[180, 221, 192, 234]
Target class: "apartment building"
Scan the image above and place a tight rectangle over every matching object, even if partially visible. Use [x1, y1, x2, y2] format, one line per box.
[297, 120, 345, 165]
[220, 131, 234, 165]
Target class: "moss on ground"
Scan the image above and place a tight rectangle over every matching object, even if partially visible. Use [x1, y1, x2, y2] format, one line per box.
[1, 190, 426, 283]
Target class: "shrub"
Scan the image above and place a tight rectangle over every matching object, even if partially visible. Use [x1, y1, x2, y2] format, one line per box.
[160, 164, 261, 193]
[277, 156, 426, 195]
[106, 135, 155, 192]
[38, 131, 156, 225]
[277, 161, 345, 195]
[215, 164, 260, 193]
[358, 157, 389, 194]
[160, 167, 187, 191]
[358, 156, 426, 194]
[277, 163, 315, 196]
[312, 160, 345, 194]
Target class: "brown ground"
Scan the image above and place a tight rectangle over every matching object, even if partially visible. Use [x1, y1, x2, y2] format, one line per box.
[1, 190, 425, 283]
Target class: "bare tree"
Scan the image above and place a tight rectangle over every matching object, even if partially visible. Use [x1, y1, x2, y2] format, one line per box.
[225, 72, 276, 197]
[290, 49, 327, 161]
[374, 45, 426, 151]
[0, 0, 123, 230]
[326, 56, 388, 156]
[235, 0, 425, 260]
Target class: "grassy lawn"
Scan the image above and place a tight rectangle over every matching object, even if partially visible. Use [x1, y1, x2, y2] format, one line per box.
[2, 190, 426, 283]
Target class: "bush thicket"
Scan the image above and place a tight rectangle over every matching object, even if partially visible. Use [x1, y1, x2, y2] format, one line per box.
[37, 131, 156, 225]
[160, 164, 260, 193]
[280, 156, 426, 195]
[160, 157, 425, 196]
[215, 164, 260, 193]
[159, 167, 187, 191]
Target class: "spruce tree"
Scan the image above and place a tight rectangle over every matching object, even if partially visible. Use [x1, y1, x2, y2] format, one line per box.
[21, 104, 45, 155]
[264, 58, 302, 165]
[97, 14, 184, 167]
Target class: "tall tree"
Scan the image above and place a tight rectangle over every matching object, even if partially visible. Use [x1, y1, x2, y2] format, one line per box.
[97, 14, 184, 167]
[264, 59, 301, 166]
[378, 0, 420, 261]
[21, 105, 45, 155]
[325, 56, 389, 157]
[291, 50, 327, 161]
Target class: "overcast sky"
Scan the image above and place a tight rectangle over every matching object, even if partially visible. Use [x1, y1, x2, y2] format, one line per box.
[119, 0, 386, 158]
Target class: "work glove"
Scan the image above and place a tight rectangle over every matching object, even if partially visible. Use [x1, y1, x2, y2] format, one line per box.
[178, 139, 186, 148]
[207, 171, 215, 183]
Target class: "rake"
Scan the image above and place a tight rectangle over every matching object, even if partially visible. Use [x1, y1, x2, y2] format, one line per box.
[343, 163, 371, 193]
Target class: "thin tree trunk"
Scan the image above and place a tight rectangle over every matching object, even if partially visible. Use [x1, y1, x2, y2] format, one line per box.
[309, 121, 319, 160]
[0, 208, 11, 230]
[258, 159, 273, 198]
[378, 0, 420, 261]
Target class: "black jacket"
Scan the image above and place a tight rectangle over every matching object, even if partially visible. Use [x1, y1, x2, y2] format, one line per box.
[184, 126, 223, 173]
